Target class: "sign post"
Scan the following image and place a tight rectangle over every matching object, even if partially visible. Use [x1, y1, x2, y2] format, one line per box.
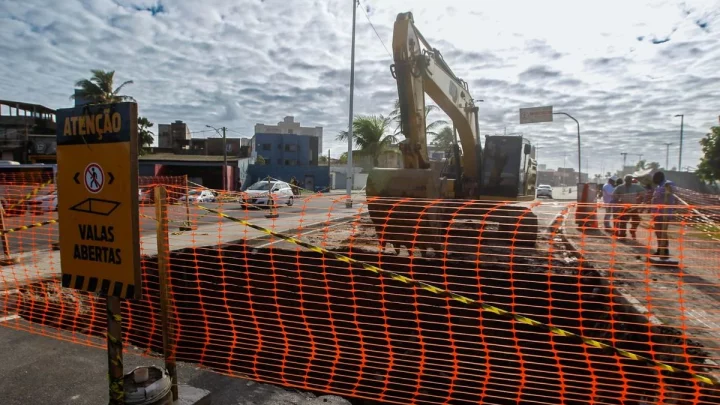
[56, 102, 141, 405]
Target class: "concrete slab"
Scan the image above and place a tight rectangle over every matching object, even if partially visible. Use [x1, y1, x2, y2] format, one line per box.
[176, 384, 211, 405]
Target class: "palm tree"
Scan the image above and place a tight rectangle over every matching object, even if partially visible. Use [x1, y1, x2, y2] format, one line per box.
[635, 159, 647, 170]
[648, 161, 661, 171]
[388, 99, 448, 138]
[337, 115, 398, 167]
[71, 69, 135, 104]
[431, 126, 454, 151]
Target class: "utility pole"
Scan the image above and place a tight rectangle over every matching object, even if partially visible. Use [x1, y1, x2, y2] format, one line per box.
[206, 125, 228, 191]
[620, 152, 628, 170]
[553, 112, 581, 185]
[675, 114, 684, 170]
[664, 142, 672, 169]
[345, 0, 358, 208]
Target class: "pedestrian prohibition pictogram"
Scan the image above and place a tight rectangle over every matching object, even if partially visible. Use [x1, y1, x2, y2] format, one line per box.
[84, 163, 104, 193]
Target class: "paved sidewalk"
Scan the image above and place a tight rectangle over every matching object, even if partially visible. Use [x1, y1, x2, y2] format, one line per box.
[563, 206, 720, 364]
[0, 319, 350, 405]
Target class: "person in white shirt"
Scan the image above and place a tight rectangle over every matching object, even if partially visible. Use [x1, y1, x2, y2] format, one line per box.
[601, 176, 617, 229]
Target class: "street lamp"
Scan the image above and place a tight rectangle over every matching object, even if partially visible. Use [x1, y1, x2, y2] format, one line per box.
[553, 112, 581, 185]
[345, 0, 358, 208]
[674, 114, 684, 171]
[664, 142, 673, 170]
[206, 125, 228, 191]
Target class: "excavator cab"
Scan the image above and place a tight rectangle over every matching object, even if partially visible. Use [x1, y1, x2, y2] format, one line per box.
[481, 136, 537, 199]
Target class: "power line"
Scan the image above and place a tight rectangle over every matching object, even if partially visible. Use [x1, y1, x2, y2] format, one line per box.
[359, 0, 391, 58]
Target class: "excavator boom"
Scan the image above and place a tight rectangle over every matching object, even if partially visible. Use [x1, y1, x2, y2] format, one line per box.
[392, 12, 480, 182]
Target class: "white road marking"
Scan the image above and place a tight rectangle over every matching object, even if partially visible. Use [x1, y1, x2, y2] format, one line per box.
[0, 314, 20, 323]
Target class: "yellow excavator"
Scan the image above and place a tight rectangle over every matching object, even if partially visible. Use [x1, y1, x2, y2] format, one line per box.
[366, 12, 538, 254]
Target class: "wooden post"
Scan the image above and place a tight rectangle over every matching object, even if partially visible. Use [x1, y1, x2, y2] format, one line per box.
[106, 296, 125, 405]
[179, 175, 193, 231]
[0, 201, 18, 265]
[155, 186, 178, 400]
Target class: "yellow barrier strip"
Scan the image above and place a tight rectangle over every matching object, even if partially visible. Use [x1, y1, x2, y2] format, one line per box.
[5, 179, 54, 213]
[196, 204, 716, 387]
[0, 219, 58, 236]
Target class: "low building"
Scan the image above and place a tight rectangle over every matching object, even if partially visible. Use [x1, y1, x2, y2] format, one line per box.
[0, 100, 57, 163]
[139, 154, 238, 191]
[158, 120, 192, 149]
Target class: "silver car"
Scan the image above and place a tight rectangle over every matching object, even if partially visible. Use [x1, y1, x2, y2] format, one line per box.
[536, 184, 553, 199]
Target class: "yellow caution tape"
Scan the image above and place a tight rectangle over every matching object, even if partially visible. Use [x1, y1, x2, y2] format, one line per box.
[196, 204, 716, 386]
[0, 219, 58, 236]
[5, 179, 54, 213]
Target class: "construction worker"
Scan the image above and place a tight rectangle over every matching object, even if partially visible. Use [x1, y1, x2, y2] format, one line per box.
[651, 171, 677, 259]
[602, 176, 617, 230]
[290, 177, 299, 196]
[612, 175, 646, 239]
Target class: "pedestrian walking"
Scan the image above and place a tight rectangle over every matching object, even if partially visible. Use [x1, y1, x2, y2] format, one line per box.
[612, 175, 646, 239]
[602, 176, 617, 230]
[651, 171, 677, 259]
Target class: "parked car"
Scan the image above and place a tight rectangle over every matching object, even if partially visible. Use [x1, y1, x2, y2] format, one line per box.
[139, 186, 154, 206]
[26, 191, 58, 213]
[241, 181, 294, 207]
[536, 184, 553, 199]
[179, 189, 216, 203]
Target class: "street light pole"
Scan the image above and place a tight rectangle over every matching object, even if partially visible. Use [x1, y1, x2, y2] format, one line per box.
[553, 112, 581, 185]
[206, 125, 228, 191]
[664, 142, 672, 170]
[345, 0, 358, 208]
[675, 114, 684, 170]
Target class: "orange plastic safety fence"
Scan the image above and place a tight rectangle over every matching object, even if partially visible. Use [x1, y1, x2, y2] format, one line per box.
[1, 180, 720, 405]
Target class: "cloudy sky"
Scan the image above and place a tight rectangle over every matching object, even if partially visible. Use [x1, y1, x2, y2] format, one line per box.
[1, 0, 719, 175]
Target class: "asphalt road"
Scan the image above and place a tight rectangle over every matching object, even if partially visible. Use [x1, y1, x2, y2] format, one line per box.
[0, 193, 363, 256]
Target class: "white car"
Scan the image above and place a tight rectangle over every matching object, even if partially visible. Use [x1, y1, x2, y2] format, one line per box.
[27, 191, 57, 213]
[536, 184, 553, 199]
[179, 189, 216, 203]
[242, 181, 294, 207]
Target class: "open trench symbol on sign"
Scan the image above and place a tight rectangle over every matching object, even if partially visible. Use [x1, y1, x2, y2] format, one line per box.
[70, 163, 120, 217]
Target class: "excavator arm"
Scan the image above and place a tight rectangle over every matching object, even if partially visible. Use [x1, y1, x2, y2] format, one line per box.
[392, 12, 481, 183]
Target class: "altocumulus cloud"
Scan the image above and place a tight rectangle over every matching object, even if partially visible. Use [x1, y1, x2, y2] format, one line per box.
[1, 0, 719, 173]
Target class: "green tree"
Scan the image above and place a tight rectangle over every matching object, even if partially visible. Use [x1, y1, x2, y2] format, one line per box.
[648, 161, 661, 171]
[697, 126, 720, 182]
[338, 152, 348, 164]
[319, 155, 328, 164]
[388, 99, 448, 138]
[337, 115, 397, 167]
[71, 69, 135, 104]
[635, 159, 647, 170]
[137, 116, 154, 155]
[431, 126, 455, 151]
[255, 155, 266, 165]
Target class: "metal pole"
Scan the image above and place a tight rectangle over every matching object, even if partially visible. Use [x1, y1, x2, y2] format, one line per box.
[676, 114, 684, 171]
[554, 112, 581, 184]
[106, 296, 124, 405]
[345, 0, 357, 208]
[222, 127, 227, 191]
[155, 186, 178, 400]
[664, 142, 672, 169]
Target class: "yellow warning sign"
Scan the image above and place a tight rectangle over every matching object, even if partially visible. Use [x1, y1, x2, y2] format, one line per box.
[56, 102, 141, 299]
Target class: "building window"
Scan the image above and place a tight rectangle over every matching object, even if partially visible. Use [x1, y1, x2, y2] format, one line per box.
[284, 144, 297, 152]
[278, 143, 282, 150]
[285, 159, 297, 166]
[262, 144, 271, 151]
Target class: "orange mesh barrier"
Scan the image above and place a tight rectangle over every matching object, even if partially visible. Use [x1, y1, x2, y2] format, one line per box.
[1, 181, 720, 405]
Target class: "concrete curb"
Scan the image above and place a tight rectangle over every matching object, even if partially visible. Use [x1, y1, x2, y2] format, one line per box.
[558, 208, 720, 378]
